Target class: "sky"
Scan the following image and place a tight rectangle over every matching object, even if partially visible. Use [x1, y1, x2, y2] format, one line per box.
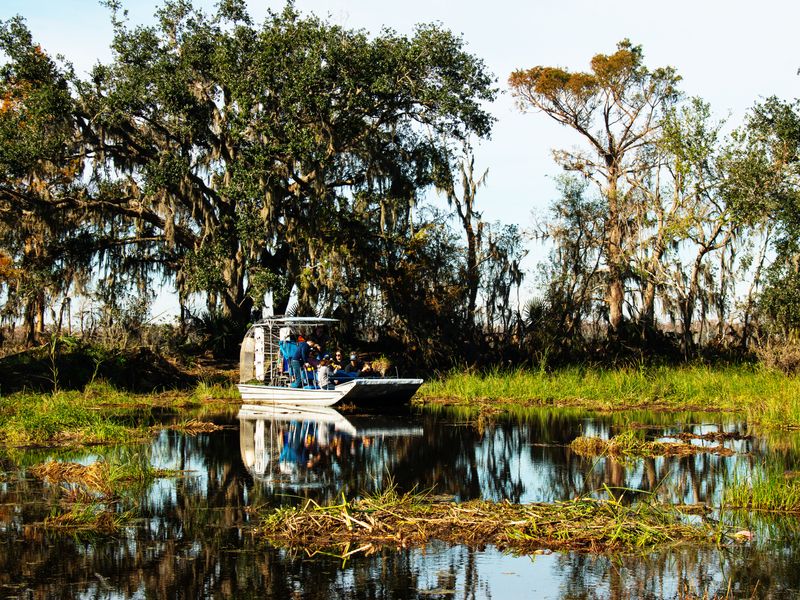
[3, 0, 799, 311]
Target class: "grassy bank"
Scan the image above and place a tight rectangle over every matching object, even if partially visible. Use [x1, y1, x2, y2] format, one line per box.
[0, 380, 239, 447]
[417, 365, 800, 428]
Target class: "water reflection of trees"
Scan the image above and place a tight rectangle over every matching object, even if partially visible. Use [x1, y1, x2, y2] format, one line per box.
[2, 410, 800, 597]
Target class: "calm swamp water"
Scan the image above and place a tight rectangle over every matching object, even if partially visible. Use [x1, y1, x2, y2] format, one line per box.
[2, 403, 800, 599]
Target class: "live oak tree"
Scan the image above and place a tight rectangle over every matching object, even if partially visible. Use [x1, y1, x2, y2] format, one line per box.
[0, 17, 94, 343]
[0, 0, 496, 342]
[509, 40, 680, 335]
[73, 0, 495, 328]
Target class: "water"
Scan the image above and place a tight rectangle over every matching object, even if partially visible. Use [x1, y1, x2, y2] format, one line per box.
[1, 404, 799, 598]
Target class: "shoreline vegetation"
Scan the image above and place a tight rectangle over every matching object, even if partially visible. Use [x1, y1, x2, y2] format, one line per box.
[0, 366, 798, 549]
[0, 362, 797, 447]
[0, 380, 238, 447]
[416, 365, 800, 428]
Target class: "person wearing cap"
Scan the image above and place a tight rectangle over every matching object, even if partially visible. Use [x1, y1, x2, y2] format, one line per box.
[344, 352, 363, 375]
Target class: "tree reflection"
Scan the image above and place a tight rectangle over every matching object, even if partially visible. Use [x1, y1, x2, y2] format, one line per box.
[0, 408, 799, 597]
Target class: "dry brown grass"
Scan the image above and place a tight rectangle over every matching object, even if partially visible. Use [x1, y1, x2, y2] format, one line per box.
[30, 460, 113, 495]
[255, 488, 719, 558]
[158, 419, 227, 435]
[570, 432, 735, 458]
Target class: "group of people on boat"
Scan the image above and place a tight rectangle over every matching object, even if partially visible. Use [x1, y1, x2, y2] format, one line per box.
[278, 332, 376, 389]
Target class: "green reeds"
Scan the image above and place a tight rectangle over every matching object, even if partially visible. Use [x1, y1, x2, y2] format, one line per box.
[256, 486, 718, 557]
[0, 388, 149, 447]
[723, 470, 800, 513]
[418, 365, 800, 428]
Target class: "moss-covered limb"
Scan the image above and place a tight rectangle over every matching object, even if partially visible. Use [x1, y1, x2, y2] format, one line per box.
[570, 431, 735, 458]
[254, 488, 722, 557]
[416, 366, 800, 428]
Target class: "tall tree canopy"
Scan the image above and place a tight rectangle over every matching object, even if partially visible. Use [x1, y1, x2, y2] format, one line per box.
[725, 97, 800, 335]
[1, 0, 496, 343]
[509, 40, 680, 335]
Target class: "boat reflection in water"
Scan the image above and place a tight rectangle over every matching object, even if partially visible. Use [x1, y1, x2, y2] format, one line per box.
[238, 404, 423, 493]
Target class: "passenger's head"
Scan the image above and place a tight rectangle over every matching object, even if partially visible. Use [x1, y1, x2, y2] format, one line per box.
[349, 353, 358, 362]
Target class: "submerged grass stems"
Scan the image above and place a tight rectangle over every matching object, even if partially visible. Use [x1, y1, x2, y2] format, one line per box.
[256, 486, 721, 558]
[418, 365, 800, 427]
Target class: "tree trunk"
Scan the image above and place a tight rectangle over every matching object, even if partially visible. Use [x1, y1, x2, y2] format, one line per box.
[605, 171, 625, 335]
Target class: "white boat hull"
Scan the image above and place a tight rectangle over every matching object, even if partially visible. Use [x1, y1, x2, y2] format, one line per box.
[237, 378, 423, 407]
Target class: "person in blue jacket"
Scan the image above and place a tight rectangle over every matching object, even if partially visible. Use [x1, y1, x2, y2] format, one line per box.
[289, 336, 315, 387]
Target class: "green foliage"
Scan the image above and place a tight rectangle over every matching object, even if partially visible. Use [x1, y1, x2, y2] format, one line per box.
[725, 97, 800, 336]
[1, 2, 496, 352]
[724, 468, 800, 513]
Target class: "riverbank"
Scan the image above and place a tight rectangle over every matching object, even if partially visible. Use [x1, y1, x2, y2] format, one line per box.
[416, 365, 800, 428]
[0, 380, 238, 447]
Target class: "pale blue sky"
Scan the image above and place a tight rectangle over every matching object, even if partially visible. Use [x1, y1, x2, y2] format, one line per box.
[3, 0, 798, 309]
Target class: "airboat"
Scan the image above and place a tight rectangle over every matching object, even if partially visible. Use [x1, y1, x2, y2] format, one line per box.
[237, 317, 423, 407]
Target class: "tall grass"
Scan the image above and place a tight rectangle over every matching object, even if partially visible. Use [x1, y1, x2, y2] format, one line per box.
[418, 365, 800, 427]
[723, 470, 800, 513]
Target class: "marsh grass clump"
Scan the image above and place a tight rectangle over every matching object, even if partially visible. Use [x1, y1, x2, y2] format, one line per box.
[43, 503, 130, 535]
[570, 431, 735, 458]
[190, 380, 239, 401]
[30, 459, 177, 498]
[724, 470, 800, 513]
[255, 487, 716, 557]
[30, 457, 179, 534]
[159, 419, 227, 435]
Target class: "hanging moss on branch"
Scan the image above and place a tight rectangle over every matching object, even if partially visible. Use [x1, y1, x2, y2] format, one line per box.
[254, 487, 721, 557]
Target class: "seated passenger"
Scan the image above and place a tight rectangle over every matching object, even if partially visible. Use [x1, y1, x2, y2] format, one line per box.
[344, 352, 363, 374]
[317, 355, 334, 390]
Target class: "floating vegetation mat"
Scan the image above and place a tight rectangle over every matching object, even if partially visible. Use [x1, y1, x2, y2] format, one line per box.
[158, 419, 227, 435]
[43, 504, 129, 534]
[570, 431, 735, 458]
[29, 459, 177, 497]
[255, 488, 720, 557]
